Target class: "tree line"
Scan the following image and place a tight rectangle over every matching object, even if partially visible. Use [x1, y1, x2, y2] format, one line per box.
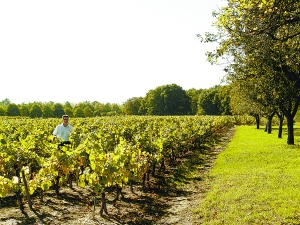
[0, 84, 233, 118]
[0, 98, 122, 118]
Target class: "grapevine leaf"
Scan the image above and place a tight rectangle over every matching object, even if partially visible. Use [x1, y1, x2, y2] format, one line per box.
[108, 166, 118, 173]
[1, 139, 6, 145]
[41, 182, 50, 191]
[94, 143, 101, 151]
[90, 161, 96, 170]
[78, 175, 86, 188]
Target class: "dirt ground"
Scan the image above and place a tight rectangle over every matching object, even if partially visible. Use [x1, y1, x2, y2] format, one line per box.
[0, 127, 235, 225]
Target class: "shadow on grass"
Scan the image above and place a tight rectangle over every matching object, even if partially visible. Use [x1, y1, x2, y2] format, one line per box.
[273, 126, 300, 136]
[257, 125, 300, 145]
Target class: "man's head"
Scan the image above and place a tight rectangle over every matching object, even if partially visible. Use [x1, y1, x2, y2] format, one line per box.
[62, 115, 69, 126]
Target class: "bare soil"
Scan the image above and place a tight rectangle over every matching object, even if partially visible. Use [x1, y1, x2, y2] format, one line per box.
[0, 127, 235, 225]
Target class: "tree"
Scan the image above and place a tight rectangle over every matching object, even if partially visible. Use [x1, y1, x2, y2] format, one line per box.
[64, 107, 73, 118]
[64, 101, 73, 108]
[140, 89, 162, 115]
[217, 85, 232, 115]
[6, 103, 20, 116]
[84, 105, 94, 117]
[63, 101, 74, 117]
[141, 84, 191, 115]
[111, 103, 122, 115]
[0, 98, 11, 107]
[122, 97, 143, 115]
[53, 103, 65, 118]
[197, 85, 231, 115]
[229, 78, 272, 129]
[186, 89, 203, 115]
[102, 103, 112, 116]
[74, 107, 85, 117]
[30, 104, 43, 118]
[0, 107, 5, 116]
[19, 104, 31, 117]
[197, 87, 221, 115]
[42, 104, 54, 118]
[93, 102, 103, 117]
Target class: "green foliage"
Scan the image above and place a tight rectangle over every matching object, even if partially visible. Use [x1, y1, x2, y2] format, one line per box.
[84, 105, 93, 117]
[19, 104, 30, 117]
[197, 85, 231, 115]
[197, 88, 220, 115]
[229, 81, 268, 117]
[64, 106, 73, 117]
[295, 111, 300, 124]
[186, 88, 203, 115]
[141, 84, 192, 115]
[0, 85, 235, 118]
[30, 104, 42, 118]
[0, 98, 11, 107]
[203, 0, 300, 144]
[42, 104, 54, 118]
[6, 104, 20, 116]
[122, 97, 143, 115]
[53, 103, 65, 118]
[0, 115, 242, 204]
[111, 103, 122, 114]
[0, 107, 5, 116]
[63, 101, 73, 109]
[73, 107, 85, 118]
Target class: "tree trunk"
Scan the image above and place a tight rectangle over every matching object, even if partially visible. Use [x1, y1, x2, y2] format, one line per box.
[14, 168, 24, 212]
[159, 157, 166, 172]
[130, 181, 134, 193]
[21, 170, 33, 210]
[142, 173, 146, 187]
[16, 190, 24, 212]
[152, 162, 156, 176]
[287, 116, 294, 145]
[93, 196, 97, 216]
[281, 99, 299, 145]
[113, 184, 124, 202]
[99, 192, 108, 217]
[68, 172, 75, 188]
[255, 115, 260, 129]
[40, 188, 44, 202]
[265, 111, 275, 134]
[277, 113, 284, 138]
[264, 122, 267, 132]
[55, 175, 60, 196]
[146, 169, 150, 181]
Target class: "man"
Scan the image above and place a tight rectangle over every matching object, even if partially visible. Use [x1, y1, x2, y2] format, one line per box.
[53, 115, 73, 146]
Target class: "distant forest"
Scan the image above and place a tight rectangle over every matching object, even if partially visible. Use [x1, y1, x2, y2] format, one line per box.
[0, 84, 231, 117]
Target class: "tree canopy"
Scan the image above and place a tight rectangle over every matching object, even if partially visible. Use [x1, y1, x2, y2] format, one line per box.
[202, 0, 300, 144]
[140, 84, 192, 115]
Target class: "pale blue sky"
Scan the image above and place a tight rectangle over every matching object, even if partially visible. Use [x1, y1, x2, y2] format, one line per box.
[0, 0, 227, 104]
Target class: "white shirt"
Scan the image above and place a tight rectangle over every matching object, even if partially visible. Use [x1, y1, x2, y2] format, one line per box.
[53, 123, 73, 142]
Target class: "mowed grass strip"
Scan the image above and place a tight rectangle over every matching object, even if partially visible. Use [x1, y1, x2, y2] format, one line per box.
[194, 125, 300, 224]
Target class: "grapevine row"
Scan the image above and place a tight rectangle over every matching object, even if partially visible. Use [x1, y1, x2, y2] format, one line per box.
[0, 115, 253, 214]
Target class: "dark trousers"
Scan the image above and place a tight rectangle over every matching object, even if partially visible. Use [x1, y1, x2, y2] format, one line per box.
[58, 141, 71, 150]
[58, 141, 71, 146]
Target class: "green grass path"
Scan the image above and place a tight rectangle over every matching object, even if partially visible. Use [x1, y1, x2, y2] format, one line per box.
[194, 126, 300, 225]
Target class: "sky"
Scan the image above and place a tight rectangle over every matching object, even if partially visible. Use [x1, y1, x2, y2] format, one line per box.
[0, 0, 227, 105]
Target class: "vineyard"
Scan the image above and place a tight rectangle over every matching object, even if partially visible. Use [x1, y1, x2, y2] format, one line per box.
[0, 115, 253, 224]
